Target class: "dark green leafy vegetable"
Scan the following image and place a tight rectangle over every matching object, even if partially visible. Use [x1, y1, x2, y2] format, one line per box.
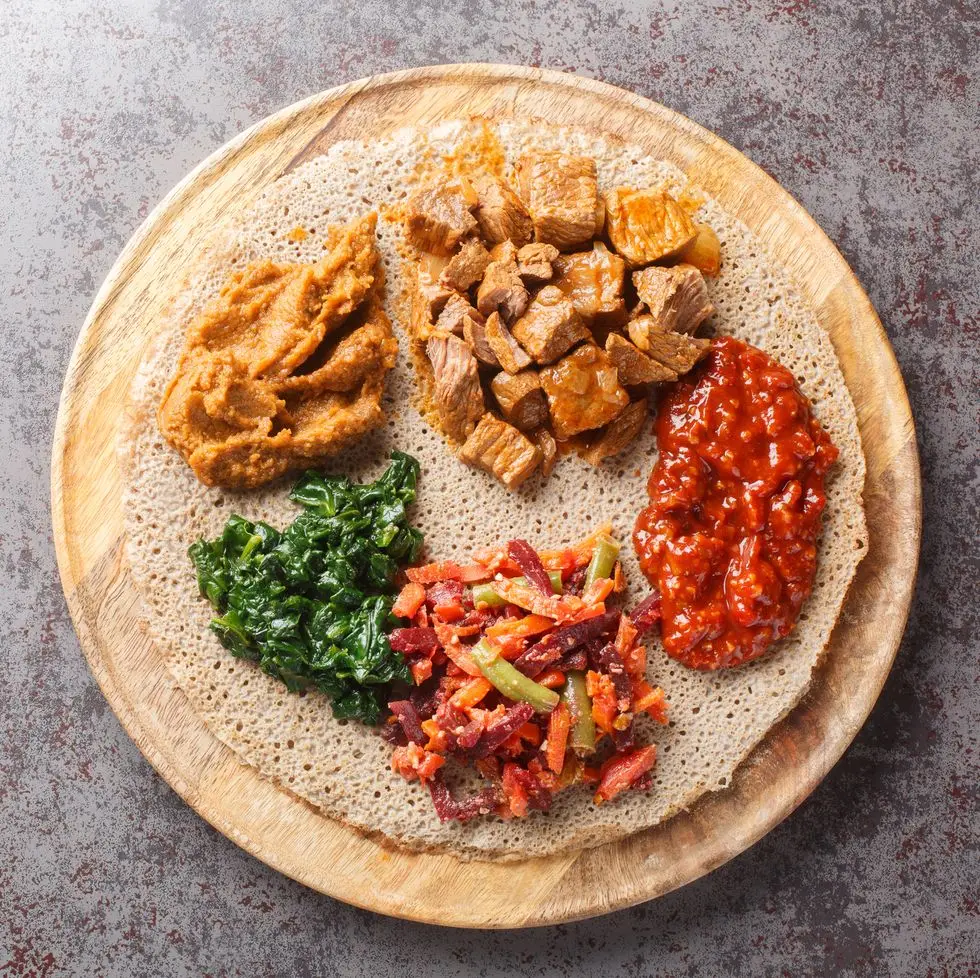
[189, 452, 424, 724]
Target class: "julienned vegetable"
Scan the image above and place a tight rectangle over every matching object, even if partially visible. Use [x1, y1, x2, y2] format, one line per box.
[470, 640, 560, 713]
[384, 530, 671, 822]
[189, 452, 424, 724]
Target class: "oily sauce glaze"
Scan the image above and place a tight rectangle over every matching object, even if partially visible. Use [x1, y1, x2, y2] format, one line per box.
[634, 336, 838, 669]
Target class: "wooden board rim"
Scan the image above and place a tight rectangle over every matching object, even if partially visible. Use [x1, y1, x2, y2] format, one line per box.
[51, 63, 921, 928]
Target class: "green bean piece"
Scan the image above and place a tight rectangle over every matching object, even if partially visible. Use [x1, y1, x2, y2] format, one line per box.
[583, 534, 621, 590]
[470, 640, 560, 713]
[471, 570, 563, 608]
[561, 670, 596, 756]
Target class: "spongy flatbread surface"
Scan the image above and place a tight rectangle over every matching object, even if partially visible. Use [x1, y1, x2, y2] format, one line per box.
[121, 121, 867, 860]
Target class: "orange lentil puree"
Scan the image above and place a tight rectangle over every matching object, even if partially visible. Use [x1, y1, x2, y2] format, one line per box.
[633, 336, 838, 669]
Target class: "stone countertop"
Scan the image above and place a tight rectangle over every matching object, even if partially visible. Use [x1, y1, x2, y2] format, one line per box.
[2, 2, 976, 975]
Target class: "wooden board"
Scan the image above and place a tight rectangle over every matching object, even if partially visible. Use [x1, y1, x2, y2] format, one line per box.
[51, 64, 921, 928]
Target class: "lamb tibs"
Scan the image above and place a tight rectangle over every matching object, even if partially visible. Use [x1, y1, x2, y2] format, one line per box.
[402, 154, 722, 488]
[384, 529, 669, 821]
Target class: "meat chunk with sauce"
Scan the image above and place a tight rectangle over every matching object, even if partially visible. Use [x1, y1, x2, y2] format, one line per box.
[580, 398, 649, 465]
[530, 427, 558, 478]
[476, 256, 529, 324]
[632, 264, 714, 335]
[515, 152, 601, 251]
[539, 343, 630, 440]
[409, 253, 452, 340]
[463, 315, 500, 367]
[510, 285, 591, 365]
[627, 316, 710, 375]
[426, 334, 485, 442]
[516, 242, 559, 285]
[483, 312, 531, 374]
[490, 369, 549, 431]
[433, 292, 481, 336]
[551, 242, 626, 326]
[439, 238, 492, 292]
[405, 181, 479, 256]
[604, 332, 677, 384]
[471, 173, 533, 247]
[604, 187, 697, 267]
[460, 414, 542, 489]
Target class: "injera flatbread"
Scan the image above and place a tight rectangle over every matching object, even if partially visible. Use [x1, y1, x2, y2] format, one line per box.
[120, 121, 867, 860]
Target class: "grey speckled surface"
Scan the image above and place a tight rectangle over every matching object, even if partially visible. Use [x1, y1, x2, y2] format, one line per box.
[2, 0, 977, 974]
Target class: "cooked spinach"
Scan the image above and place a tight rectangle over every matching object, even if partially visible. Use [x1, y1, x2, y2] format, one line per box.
[189, 452, 424, 724]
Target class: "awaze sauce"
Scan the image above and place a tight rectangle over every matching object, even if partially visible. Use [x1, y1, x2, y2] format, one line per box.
[633, 336, 838, 670]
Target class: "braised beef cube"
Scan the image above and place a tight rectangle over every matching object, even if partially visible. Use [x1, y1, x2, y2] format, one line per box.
[539, 343, 630, 439]
[476, 257, 529, 324]
[516, 242, 559, 285]
[489, 239, 519, 264]
[483, 311, 532, 374]
[511, 285, 591, 365]
[515, 152, 601, 251]
[632, 263, 714, 335]
[460, 414, 542, 489]
[580, 398, 649, 465]
[405, 182, 479, 256]
[440, 238, 492, 293]
[426, 334, 485, 442]
[627, 316, 710, 375]
[471, 173, 533, 247]
[530, 427, 558, 478]
[605, 332, 677, 384]
[490, 369, 549, 431]
[551, 242, 626, 325]
[410, 254, 453, 340]
[434, 292, 482, 336]
[463, 314, 500, 366]
[604, 187, 697, 267]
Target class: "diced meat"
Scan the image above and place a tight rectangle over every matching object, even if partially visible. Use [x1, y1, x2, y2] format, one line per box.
[460, 414, 542, 489]
[551, 243, 627, 325]
[462, 314, 500, 367]
[439, 238, 492, 292]
[434, 293, 482, 336]
[604, 187, 697, 267]
[539, 343, 630, 439]
[515, 152, 601, 251]
[490, 370, 549, 431]
[426, 334, 485, 442]
[632, 264, 714, 335]
[471, 173, 533, 247]
[489, 239, 519, 264]
[476, 257, 529, 324]
[604, 332, 677, 384]
[483, 311, 532, 374]
[516, 243, 559, 285]
[409, 254, 452, 340]
[510, 285, 591, 365]
[530, 427, 558, 477]
[626, 316, 710, 374]
[672, 224, 722, 277]
[405, 182, 479, 256]
[580, 398, 649, 465]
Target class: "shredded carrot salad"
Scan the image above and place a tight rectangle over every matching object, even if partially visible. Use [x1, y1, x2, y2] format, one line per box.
[384, 531, 669, 822]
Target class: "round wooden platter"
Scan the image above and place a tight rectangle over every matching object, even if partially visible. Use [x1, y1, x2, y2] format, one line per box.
[51, 64, 920, 928]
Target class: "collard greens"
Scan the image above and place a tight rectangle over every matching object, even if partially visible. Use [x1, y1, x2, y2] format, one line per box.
[189, 452, 423, 723]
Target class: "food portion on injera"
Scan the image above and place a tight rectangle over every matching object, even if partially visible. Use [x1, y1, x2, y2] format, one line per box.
[120, 121, 867, 859]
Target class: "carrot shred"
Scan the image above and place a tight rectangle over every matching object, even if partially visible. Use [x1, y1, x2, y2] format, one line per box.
[489, 578, 585, 621]
[518, 722, 542, 746]
[612, 561, 626, 593]
[405, 561, 465, 585]
[450, 677, 493, 710]
[486, 614, 554, 640]
[581, 577, 615, 606]
[433, 602, 465, 622]
[546, 702, 571, 774]
[433, 622, 482, 676]
[586, 670, 618, 736]
[536, 669, 566, 689]
[409, 658, 432, 685]
[633, 681, 670, 724]
[392, 582, 426, 619]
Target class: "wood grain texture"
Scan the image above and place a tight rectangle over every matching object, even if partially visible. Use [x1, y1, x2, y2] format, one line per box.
[50, 64, 921, 928]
